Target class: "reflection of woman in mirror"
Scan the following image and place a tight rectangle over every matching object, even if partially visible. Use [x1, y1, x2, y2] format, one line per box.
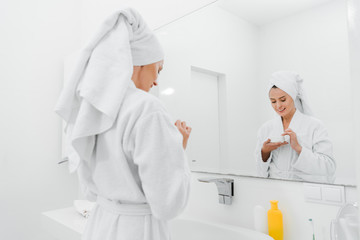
[255, 71, 336, 183]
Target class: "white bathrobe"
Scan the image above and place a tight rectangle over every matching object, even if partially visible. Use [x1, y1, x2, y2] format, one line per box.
[255, 110, 336, 183]
[78, 82, 191, 240]
[55, 9, 190, 239]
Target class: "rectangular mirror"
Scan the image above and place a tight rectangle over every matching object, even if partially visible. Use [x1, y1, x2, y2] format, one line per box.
[154, 0, 356, 186]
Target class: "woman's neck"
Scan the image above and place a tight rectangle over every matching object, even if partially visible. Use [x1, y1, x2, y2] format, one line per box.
[282, 108, 296, 127]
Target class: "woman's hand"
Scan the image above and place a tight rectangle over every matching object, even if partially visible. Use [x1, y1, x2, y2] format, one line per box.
[261, 139, 288, 161]
[175, 120, 192, 149]
[282, 128, 302, 154]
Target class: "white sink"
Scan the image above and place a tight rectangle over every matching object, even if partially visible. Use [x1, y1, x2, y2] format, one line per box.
[42, 207, 273, 240]
[169, 217, 273, 240]
[42, 207, 84, 240]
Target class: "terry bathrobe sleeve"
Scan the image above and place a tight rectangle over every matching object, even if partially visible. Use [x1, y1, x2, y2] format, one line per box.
[255, 127, 272, 178]
[132, 111, 191, 221]
[292, 121, 336, 177]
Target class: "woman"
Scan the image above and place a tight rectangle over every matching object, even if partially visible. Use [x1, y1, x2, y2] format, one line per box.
[55, 8, 191, 240]
[255, 71, 336, 183]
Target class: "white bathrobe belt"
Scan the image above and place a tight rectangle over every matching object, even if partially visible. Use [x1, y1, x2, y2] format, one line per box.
[97, 196, 152, 216]
[96, 196, 161, 240]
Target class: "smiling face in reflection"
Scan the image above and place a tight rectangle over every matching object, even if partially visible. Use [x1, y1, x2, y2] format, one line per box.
[132, 60, 164, 92]
[269, 86, 296, 118]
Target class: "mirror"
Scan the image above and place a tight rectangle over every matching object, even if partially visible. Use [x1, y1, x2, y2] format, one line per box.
[154, 0, 355, 185]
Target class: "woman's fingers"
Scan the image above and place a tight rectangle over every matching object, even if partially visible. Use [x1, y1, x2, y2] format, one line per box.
[266, 140, 288, 149]
[263, 138, 289, 153]
[175, 120, 192, 135]
[176, 120, 188, 129]
[186, 126, 192, 133]
[274, 142, 285, 147]
[175, 120, 186, 128]
[282, 128, 295, 135]
[267, 142, 281, 147]
[282, 130, 296, 137]
[175, 120, 181, 127]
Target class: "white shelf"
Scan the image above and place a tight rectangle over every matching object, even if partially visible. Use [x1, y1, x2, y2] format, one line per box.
[42, 207, 85, 240]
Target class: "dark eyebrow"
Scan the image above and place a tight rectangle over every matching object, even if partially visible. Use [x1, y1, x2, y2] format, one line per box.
[270, 96, 286, 100]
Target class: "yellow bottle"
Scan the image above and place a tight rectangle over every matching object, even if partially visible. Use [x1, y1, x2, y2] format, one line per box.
[267, 200, 283, 240]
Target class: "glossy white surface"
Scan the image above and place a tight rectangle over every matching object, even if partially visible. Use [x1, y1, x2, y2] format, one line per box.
[183, 172, 358, 240]
[348, 1, 360, 238]
[155, 4, 259, 175]
[155, 0, 356, 185]
[42, 207, 273, 240]
[331, 203, 359, 240]
[169, 217, 273, 240]
[42, 208, 83, 240]
[187, 68, 220, 170]
[217, 0, 334, 25]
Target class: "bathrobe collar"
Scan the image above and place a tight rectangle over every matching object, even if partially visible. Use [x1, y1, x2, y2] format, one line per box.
[277, 109, 302, 132]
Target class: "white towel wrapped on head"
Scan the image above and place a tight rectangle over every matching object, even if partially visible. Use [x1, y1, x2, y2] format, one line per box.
[268, 71, 313, 116]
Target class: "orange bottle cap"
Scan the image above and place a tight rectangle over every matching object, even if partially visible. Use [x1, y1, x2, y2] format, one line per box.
[270, 200, 279, 210]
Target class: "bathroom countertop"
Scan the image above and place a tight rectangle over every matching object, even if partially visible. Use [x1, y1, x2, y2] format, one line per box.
[42, 207, 85, 240]
[42, 207, 274, 240]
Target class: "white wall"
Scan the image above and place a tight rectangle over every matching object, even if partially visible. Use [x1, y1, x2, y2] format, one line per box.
[258, 0, 354, 184]
[80, 0, 217, 44]
[347, 0, 360, 235]
[0, 0, 81, 239]
[182, 172, 357, 240]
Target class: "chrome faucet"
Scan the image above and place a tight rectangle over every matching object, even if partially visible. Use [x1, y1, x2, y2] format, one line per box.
[198, 178, 234, 205]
